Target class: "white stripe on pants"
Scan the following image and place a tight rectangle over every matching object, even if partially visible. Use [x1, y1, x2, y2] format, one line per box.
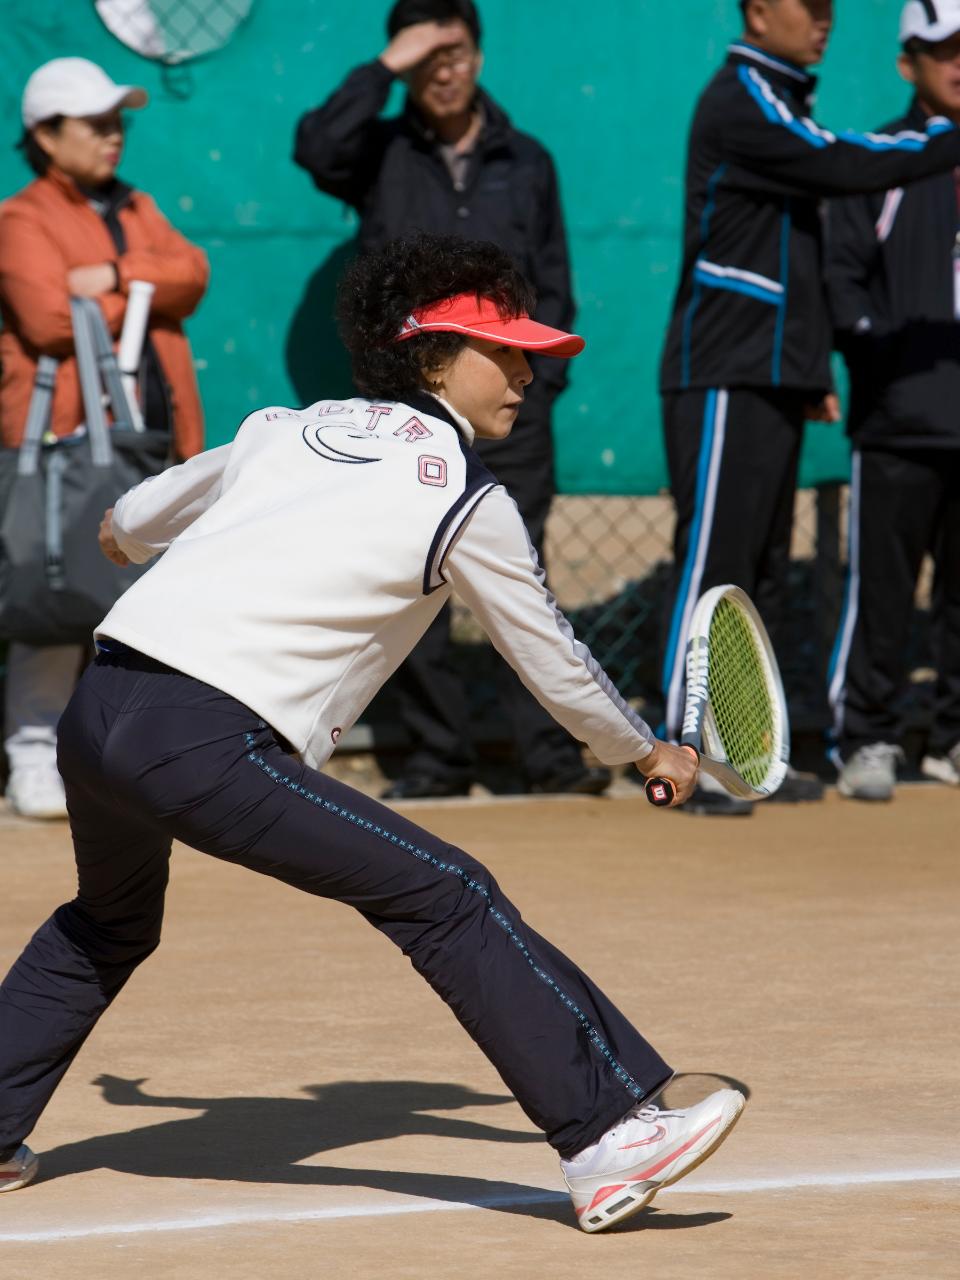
[827, 450, 862, 752]
[664, 389, 729, 739]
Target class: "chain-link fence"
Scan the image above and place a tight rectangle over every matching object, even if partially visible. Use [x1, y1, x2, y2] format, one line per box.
[95, 0, 253, 65]
[414, 484, 937, 754]
[445, 487, 840, 738]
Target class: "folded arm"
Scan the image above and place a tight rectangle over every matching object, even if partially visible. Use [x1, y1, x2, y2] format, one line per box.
[118, 193, 210, 321]
[0, 208, 126, 354]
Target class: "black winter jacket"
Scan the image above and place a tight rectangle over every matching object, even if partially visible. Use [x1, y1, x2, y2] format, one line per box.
[660, 43, 960, 397]
[294, 60, 574, 402]
[825, 99, 960, 451]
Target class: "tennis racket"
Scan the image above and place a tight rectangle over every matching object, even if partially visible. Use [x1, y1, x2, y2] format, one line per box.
[645, 584, 790, 806]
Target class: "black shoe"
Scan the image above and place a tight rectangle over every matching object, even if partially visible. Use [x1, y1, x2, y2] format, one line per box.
[529, 764, 612, 796]
[678, 784, 753, 816]
[381, 774, 472, 800]
[766, 766, 824, 804]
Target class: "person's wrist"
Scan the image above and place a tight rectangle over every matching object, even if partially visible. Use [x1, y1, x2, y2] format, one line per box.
[635, 741, 665, 778]
[377, 50, 403, 76]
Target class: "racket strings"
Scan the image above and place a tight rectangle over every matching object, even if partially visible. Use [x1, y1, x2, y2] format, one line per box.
[707, 598, 777, 789]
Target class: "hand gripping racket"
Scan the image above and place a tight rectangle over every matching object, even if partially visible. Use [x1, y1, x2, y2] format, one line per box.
[645, 584, 790, 806]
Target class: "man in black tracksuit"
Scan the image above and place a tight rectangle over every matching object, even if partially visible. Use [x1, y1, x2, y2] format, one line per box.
[658, 0, 960, 814]
[293, 0, 608, 800]
[824, 1, 960, 801]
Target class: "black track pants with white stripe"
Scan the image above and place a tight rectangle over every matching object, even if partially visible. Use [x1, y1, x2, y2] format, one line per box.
[0, 649, 671, 1161]
[661, 387, 805, 739]
[828, 447, 960, 759]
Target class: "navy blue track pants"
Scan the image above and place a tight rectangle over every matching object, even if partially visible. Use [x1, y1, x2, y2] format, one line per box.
[0, 648, 670, 1160]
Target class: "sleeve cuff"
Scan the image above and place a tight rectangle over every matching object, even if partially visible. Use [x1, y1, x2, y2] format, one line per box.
[369, 58, 398, 85]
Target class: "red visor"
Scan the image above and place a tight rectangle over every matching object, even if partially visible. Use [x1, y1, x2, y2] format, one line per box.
[394, 292, 585, 357]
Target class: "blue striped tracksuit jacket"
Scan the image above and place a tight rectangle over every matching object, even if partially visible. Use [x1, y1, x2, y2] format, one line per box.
[657, 41, 960, 739]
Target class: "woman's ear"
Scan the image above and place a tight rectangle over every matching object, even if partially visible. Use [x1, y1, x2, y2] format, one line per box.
[32, 123, 58, 160]
[420, 353, 449, 393]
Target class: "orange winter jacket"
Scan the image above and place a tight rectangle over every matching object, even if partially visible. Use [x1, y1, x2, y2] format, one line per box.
[0, 168, 208, 457]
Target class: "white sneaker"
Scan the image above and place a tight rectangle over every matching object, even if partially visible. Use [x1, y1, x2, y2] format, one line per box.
[920, 744, 960, 787]
[561, 1088, 745, 1233]
[837, 743, 904, 802]
[5, 764, 68, 819]
[0, 1144, 39, 1192]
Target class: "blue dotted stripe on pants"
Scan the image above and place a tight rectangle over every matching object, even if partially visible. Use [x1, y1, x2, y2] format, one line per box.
[244, 731, 646, 1099]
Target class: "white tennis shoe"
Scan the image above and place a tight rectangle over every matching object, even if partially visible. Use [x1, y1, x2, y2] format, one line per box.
[561, 1088, 745, 1233]
[837, 743, 904, 801]
[920, 745, 960, 787]
[5, 764, 68, 820]
[0, 1144, 39, 1192]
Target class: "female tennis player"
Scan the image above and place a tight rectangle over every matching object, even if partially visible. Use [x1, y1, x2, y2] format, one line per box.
[0, 234, 742, 1232]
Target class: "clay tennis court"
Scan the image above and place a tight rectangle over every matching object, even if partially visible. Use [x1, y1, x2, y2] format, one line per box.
[1, 782, 957, 1277]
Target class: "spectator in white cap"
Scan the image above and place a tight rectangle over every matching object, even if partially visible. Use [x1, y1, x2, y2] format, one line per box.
[824, 0, 960, 800]
[0, 58, 209, 819]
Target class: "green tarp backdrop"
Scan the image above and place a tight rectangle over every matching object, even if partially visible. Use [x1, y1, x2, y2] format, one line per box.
[1, 0, 908, 493]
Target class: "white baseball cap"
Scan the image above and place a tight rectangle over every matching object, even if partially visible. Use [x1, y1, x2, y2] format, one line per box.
[21, 58, 147, 129]
[900, 0, 960, 45]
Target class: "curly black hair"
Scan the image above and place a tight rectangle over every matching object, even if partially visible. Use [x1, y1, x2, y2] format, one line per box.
[336, 233, 535, 401]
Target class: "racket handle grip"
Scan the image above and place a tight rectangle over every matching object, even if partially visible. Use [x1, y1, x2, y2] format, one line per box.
[643, 746, 700, 807]
[644, 777, 676, 807]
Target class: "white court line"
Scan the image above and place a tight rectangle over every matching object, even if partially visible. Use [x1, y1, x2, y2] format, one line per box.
[2, 1166, 959, 1243]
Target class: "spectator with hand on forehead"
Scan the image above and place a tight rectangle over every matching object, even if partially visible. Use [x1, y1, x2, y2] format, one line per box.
[294, 0, 608, 801]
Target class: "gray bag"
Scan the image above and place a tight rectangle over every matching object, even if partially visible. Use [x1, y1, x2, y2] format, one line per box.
[0, 297, 170, 644]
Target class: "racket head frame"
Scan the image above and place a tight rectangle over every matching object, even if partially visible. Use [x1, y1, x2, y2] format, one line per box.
[679, 584, 790, 800]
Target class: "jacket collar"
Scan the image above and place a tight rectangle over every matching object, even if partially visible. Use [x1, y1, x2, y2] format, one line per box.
[40, 166, 133, 212]
[727, 41, 816, 93]
[403, 86, 513, 155]
[405, 390, 476, 446]
[41, 166, 88, 204]
[904, 93, 951, 132]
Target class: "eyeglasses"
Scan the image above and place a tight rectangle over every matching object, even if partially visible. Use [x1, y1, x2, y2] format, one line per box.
[78, 111, 126, 137]
[423, 47, 476, 75]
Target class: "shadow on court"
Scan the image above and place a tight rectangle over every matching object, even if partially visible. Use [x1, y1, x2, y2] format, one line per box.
[659, 1072, 752, 1107]
[37, 1075, 735, 1231]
